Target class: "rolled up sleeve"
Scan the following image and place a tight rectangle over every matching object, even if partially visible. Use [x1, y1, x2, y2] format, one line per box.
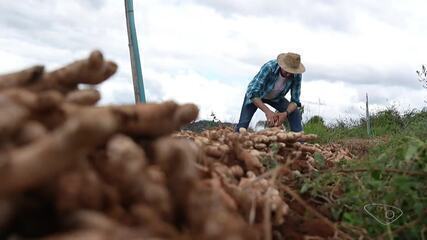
[246, 62, 272, 101]
[290, 74, 302, 107]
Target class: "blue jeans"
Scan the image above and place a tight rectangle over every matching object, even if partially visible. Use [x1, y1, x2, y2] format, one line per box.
[235, 96, 303, 132]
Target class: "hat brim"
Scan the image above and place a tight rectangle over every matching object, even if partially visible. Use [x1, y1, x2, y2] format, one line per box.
[277, 53, 306, 74]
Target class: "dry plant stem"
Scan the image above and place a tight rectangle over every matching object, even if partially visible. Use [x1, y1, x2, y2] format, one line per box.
[245, 166, 284, 190]
[0, 65, 44, 89]
[421, 226, 427, 240]
[278, 183, 353, 240]
[0, 109, 118, 195]
[377, 217, 423, 240]
[339, 222, 374, 240]
[253, 169, 275, 182]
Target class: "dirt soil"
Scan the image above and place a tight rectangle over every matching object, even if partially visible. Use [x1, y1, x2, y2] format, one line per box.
[336, 137, 387, 156]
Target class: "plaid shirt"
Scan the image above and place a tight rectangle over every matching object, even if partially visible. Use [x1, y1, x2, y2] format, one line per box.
[245, 59, 302, 107]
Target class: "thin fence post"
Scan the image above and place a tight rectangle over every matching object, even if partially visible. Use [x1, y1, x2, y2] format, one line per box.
[366, 93, 371, 136]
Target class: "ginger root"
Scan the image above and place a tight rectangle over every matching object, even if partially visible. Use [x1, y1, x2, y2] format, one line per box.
[111, 102, 199, 138]
[0, 65, 44, 90]
[65, 89, 101, 106]
[30, 51, 117, 93]
[0, 108, 118, 195]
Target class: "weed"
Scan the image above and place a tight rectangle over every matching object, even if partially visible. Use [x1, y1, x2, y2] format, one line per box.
[300, 108, 427, 238]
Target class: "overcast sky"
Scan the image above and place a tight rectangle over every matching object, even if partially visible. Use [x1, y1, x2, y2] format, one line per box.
[1, 0, 426, 125]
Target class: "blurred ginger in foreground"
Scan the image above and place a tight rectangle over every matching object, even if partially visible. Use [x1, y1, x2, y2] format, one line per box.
[0, 51, 353, 240]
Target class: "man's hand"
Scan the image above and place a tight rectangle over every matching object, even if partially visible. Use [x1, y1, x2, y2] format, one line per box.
[275, 112, 288, 127]
[253, 98, 279, 127]
[265, 110, 279, 127]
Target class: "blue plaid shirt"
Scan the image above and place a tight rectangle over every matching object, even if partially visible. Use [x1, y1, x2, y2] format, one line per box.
[245, 59, 302, 107]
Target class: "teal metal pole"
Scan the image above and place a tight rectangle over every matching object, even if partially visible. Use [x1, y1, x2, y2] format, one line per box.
[125, 0, 146, 103]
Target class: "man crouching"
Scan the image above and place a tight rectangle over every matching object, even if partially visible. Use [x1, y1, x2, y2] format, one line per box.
[235, 52, 305, 132]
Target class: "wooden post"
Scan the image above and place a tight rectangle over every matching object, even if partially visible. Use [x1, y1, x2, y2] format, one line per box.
[366, 93, 371, 136]
[124, 0, 146, 103]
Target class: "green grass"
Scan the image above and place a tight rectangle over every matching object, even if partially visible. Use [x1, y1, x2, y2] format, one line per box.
[303, 107, 427, 143]
[299, 107, 427, 239]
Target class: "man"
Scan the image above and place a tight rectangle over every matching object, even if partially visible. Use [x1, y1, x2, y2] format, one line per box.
[235, 52, 305, 132]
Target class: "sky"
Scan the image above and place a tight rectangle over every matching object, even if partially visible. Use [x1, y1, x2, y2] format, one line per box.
[0, 0, 426, 126]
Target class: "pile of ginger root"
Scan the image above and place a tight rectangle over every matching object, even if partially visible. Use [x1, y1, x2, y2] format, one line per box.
[0, 50, 354, 240]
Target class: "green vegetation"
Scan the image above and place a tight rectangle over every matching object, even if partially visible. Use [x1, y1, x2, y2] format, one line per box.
[182, 120, 234, 132]
[304, 107, 427, 143]
[183, 112, 234, 132]
[301, 108, 427, 239]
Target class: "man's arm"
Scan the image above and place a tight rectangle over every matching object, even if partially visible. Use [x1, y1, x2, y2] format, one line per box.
[245, 61, 278, 126]
[246, 61, 273, 101]
[289, 73, 302, 110]
[253, 98, 277, 126]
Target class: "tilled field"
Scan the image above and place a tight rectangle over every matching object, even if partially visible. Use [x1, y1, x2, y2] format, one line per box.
[0, 51, 354, 240]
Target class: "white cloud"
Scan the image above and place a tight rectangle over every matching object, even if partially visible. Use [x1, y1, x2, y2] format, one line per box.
[143, 69, 244, 122]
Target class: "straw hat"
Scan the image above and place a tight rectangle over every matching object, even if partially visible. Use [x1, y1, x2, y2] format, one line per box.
[277, 52, 305, 74]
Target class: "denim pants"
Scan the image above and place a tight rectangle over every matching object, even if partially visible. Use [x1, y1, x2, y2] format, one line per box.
[235, 96, 303, 132]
